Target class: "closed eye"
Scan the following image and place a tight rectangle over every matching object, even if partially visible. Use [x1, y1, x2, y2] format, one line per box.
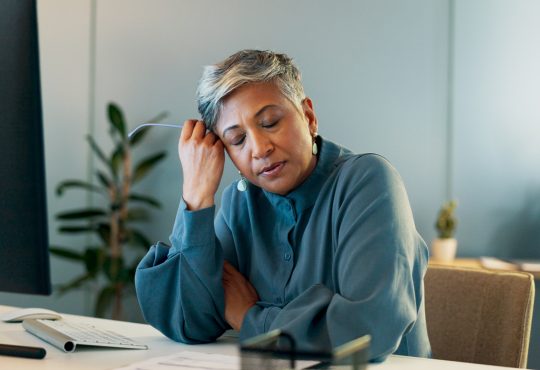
[262, 120, 279, 128]
[231, 134, 246, 146]
[229, 119, 279, 146]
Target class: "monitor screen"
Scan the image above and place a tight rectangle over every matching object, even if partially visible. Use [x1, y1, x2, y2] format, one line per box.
[0, 0, 51, 295]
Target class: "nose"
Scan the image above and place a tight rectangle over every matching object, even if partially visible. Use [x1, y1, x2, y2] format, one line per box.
[250, 131, 273, 159]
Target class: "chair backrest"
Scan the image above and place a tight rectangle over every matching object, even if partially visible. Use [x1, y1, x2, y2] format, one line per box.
[424, 265, 535, 368]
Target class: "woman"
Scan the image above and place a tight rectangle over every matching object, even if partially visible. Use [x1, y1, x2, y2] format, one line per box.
[135, 50, 431, 360]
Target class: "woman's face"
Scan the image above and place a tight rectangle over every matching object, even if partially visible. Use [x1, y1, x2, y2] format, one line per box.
[215, 82, 318, 195]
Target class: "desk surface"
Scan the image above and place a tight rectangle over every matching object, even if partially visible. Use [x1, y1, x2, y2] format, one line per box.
[0, 305, 520, 370]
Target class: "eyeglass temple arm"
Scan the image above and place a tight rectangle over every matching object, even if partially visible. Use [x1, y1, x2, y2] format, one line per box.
[127, 123, 184, 139]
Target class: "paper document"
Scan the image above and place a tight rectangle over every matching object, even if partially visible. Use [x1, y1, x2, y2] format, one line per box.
[479, 257, 519, 271]
[114, 350, 320, 370]
[480, 256, 540, 273]
[114, 351, 239, 370]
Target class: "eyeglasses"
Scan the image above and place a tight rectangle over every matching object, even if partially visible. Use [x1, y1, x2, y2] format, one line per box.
[240, 329, 370, 370]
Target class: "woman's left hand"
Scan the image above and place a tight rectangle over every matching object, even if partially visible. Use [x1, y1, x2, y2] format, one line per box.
[222, 261, 259, 330]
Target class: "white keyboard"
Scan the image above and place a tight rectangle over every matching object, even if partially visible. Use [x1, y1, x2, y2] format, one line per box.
[22, 318, 148, 352]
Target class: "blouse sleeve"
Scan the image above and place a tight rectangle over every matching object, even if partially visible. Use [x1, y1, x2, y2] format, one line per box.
[239, 155, 429, 360]
[134, 200, 229, 343]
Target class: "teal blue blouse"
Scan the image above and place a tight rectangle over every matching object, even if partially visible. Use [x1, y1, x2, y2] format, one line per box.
[135, 137, 431, 360]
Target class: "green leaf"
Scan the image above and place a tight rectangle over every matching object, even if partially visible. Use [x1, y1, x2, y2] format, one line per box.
[49, 247, 84, 261]
[83, 248, 104, 276]
[86, 135, 113, 173]
[146, 111, 169, 124]
[103, 256, 126, 282]
[129, 111, 168, 146]
[127, 229, 152, 250]
[58, 225, 96, 233]
[56, 208, 107, 220]
[111, 145, 124, 175]
[126, 208, 149, 222]
[95, 285, 115, 317]
[96, 223, 111, 245]
[128, 126, 150, 146]
[128, 193, 161, 208]
[56, 180, 104, 196]
[127, 263, 138, 282]
[95, 170, 113, 189]
[57, 274, 93, 295]
[132, 152, 167, 184]
[116, 267, 130, 284]
[108, 103, 126, 138]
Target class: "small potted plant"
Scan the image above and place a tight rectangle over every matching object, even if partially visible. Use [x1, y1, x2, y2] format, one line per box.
[431, 200, 458, 262]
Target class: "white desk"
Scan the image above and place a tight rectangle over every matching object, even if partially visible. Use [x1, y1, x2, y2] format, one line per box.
[0, 305, 519, 370]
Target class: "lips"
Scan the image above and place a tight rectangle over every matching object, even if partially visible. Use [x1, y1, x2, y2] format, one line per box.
[258, 161, 285, 176]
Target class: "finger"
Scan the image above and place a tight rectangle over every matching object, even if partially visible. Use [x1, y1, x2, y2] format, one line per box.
[191, 120, 207, 140]
[180, 119, 197, 142]
[222, 266, 233, 279]
[223, 281, 234, 293]
[203, 130, 219, 145]
[225, 267, 242, 281]
[223, 260, 235, 272]
[214, 138, 224, 149]
[222, 272, 235, 285]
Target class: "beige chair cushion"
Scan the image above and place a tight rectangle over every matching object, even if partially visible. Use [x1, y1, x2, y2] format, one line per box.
[425, 265, 535, 368]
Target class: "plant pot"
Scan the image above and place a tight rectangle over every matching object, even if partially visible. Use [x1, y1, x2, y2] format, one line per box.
[430, 238, 458, 263]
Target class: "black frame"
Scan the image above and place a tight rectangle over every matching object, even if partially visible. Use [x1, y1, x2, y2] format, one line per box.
[0, 0, 51, 295]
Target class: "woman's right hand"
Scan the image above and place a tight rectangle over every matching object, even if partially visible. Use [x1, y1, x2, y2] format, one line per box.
[179, 120, 224, 210]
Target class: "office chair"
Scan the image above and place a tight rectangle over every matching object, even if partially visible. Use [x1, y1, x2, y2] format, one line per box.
[424, 265, 535, 368]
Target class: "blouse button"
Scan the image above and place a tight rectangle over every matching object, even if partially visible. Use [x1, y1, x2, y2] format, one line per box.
[284, 253, 291, 261]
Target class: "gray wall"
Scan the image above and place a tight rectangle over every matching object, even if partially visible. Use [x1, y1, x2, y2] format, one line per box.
[1, 0, 539, 353]
[452, 0, 540, 258]
[92, 0, 449, 250]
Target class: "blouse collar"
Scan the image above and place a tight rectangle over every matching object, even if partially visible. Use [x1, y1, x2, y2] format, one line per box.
[263, 136, 352, 213]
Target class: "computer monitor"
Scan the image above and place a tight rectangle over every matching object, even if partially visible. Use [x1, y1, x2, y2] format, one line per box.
[0, 0, 51, 295]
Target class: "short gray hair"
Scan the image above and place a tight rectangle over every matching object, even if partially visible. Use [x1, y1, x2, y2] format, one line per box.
[197, 50, 305, 132]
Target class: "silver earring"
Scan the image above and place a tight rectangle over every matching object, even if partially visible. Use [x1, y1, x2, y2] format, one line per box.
[312, 136, 318, 156]
[237, 172, 247, 192]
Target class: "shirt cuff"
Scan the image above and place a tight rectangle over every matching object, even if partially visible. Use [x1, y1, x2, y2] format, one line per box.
[170, 199, 216, 252]
[239, 304, 281, 342]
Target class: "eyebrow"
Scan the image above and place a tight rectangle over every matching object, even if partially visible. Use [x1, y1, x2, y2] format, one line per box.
[221, 104, 280, 138]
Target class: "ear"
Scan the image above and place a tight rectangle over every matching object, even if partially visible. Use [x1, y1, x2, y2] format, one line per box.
[301, 97, 318, 136]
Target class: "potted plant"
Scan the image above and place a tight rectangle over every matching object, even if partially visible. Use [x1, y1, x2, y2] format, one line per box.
[50, 102, 167, 320]
[431, 200, 458, 262]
